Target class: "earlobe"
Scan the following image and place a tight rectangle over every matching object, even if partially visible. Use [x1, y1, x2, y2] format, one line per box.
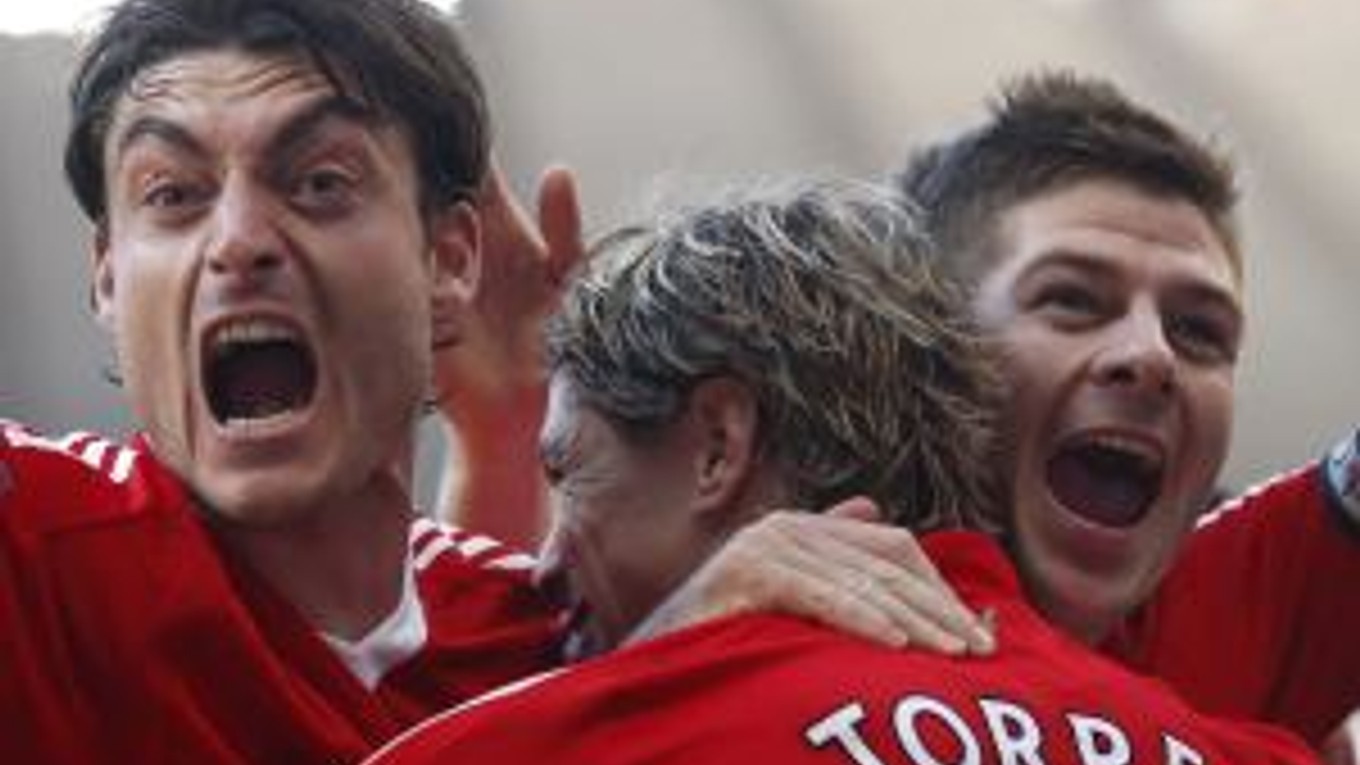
[429, 202, 481, 348]
[688, 377, 761, 516]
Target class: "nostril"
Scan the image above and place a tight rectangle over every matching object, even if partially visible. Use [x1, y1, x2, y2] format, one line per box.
[207, 245, 284, 278]
[1093, 349, 1177, 394]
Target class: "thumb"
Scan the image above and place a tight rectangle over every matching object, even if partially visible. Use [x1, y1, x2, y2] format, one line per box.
[537, 164, 585, 284]
[825, 495, 883, 523]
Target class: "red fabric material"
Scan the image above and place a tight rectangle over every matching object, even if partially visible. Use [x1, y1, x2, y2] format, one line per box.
[0, 423, 559, 765]
[1105, 458, 1360, 746]
[368, 532, 1317, 765]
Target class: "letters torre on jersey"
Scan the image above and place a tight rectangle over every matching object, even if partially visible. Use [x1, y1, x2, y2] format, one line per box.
[806, 694, 1205, 765]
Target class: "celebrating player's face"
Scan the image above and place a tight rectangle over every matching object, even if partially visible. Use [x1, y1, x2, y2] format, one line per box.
[93, 49, 475, 524]
[535, 375, 722, 658]
[970, 179, 1242, 643]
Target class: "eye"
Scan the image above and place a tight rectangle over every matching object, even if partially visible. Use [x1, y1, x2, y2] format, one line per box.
[539, 441, 574, 489]
[291, 165, 359, 214]
[1030, 281, 1106, 326]
[137, 175, 209, 225]
[1167, 311, 1238, 364]
[541, 461, 565, 488]
[145, 183, 188, 208]
[140, 175, 206, 208]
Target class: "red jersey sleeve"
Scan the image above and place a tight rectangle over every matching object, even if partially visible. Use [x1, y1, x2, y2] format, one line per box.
[1106, 430, 1360, 746]
[0, 422, 135, 764]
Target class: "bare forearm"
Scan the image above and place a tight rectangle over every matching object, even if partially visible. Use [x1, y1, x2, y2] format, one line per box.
[435, 384, 548, 550]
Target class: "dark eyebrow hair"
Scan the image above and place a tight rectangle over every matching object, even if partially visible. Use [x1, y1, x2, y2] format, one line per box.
[1176, 280, 1243, 324]
[1016, 248, 1119, 283]
[267, 95, 381, 162]
[114, 115, 207, 163]
[1024, 247, 1242, 317]
[111, 95, 379, 169]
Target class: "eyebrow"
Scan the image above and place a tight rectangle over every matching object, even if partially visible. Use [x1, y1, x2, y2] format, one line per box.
[1016, 248, 1118, 284]
[112, 95, 380, 168]
[1176, 281, 1243, 325]
[1025, 247, 1242, 316]
[114, 115, 206, 163]
[267, 95, 379, 162]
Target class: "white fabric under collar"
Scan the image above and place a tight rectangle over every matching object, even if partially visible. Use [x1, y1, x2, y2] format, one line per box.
[318, 557, 428, 691]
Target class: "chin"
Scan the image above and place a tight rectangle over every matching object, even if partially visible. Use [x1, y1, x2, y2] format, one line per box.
[1042, 559, 1143, 644]
[192, 469, 332, 527]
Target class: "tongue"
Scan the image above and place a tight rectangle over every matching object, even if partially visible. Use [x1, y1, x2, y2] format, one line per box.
[1047, 448, 1154, 528]
[214, 342, 312, 422]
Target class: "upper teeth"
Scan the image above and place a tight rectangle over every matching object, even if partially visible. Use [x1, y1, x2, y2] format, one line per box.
[210, 318, 299, 354]
[1086, 433, 1162, 464]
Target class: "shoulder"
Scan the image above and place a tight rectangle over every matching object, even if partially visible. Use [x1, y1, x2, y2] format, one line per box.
[408, 516, 538, 586]
[1192, 429, 1360, 542]
[407, 515, 555, 626]
[0, 421, 181, 536]
[1195, 461, 1324, 534]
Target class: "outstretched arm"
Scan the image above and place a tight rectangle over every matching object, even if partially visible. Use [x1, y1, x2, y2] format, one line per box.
[629, 498, 995, 655]
[431, 161, 584, 550]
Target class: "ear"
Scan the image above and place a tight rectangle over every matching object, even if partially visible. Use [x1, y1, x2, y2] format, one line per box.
[683, 377, 762, 519]
[429, 201, 482, 348]
[91, 224, 116, 330]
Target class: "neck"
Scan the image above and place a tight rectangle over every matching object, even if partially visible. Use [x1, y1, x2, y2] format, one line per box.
[213, 470, 415, 642]
[1030, 586, 1118, 647]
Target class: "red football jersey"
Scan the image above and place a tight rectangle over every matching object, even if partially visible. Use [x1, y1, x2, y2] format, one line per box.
[366, 532, 1318, 765]
[1106, 430, 1360, 746]
[0, 422, 560, 765]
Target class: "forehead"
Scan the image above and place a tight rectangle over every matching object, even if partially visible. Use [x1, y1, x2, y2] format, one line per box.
[101, 47, 411, 181]
[112, 48, 335, 130]
[541, 375, 606, 457]
[542, 375, 581, 445]
[990, 179, 1241, 294]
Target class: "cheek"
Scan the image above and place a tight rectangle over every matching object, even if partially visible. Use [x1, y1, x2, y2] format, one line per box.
[333, 243, 434, 399]
[560, 503, 630, 618]
[569, 495, 656, 611]
[996, 326, 1054, 405]
[110, 254, 190, 390]
[1186, 375, 1235, 476]
[996, 351, 1052, 455]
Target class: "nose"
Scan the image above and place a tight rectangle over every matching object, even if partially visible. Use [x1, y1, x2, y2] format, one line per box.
[205, 179, 286, 282]
[532, 520, 572, 606]
[1091, 300, 1176, 396]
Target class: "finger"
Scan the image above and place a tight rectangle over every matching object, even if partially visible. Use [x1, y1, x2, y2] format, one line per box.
[759, 557, 916, 650]
[806, 504, 952, 589]
[480, 158, 547, 270]
[820, 496, 955, 588]
[756, 526, 983, 654]
[823, 495, 882, 522]
[537, 164, 585, 283]
[758, 528, 965, 651]
[628, 555, 911, 651]
[770, 514, 994, 654]
[477, 159, 512, 217]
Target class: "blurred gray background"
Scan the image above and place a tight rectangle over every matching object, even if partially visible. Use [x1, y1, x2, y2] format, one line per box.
[1, 0, 1356, 507]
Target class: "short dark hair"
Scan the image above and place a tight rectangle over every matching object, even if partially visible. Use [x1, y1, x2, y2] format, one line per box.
[65, 0, 487, 221]
[898, 70, 1240, 288]
[548, 179, 1004, 533]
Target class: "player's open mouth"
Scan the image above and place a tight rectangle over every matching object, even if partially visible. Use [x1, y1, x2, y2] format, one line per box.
[1046, 432, 1164, 528]
[204, 318, 317, 429]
